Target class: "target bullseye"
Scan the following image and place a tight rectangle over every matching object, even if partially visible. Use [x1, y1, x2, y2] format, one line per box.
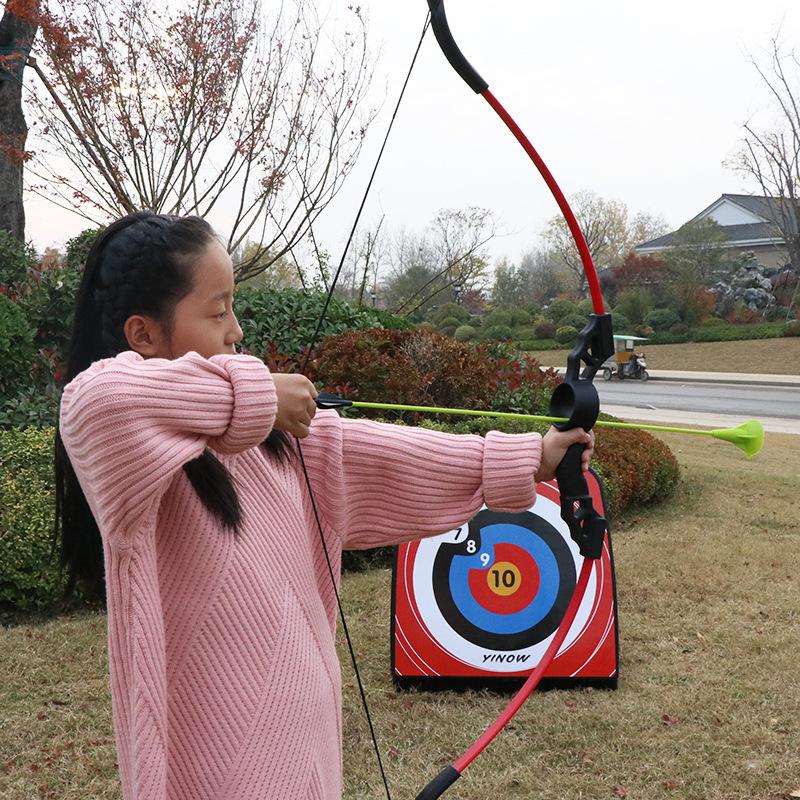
[487, 561, 521, 596]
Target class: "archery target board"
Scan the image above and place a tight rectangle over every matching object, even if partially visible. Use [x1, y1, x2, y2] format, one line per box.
[391, 469, 618, 690]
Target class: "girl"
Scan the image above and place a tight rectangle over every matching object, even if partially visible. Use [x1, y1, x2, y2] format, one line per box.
[54, 210, 594, 800]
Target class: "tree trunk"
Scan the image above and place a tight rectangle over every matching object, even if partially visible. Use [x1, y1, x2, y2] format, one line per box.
[0, 5, 38, 242]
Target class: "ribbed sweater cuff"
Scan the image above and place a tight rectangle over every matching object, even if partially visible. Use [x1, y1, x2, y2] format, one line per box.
[482, 430, 542, 512]
[207, 355, 277, 454]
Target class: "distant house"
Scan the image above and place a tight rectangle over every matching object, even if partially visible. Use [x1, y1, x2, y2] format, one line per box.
[635, 194, 791, 268]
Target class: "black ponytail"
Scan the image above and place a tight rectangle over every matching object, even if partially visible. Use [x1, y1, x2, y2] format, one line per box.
[53, 211, 289, 605]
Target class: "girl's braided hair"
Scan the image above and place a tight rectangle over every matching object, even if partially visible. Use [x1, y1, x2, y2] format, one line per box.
[53, 210, 289, 604]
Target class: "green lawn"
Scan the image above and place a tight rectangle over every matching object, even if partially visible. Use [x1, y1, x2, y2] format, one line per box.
[2, 432, 799, 800]
[529, 336, 800, 375]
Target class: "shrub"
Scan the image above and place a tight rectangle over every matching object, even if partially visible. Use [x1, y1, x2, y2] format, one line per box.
[577, 298, 594, 316]
[560, 312, 588, 332]
[454, 324, 477, 342]
[724, 306, 761, 325]
[545, 298, 578, 323]
[310, 329, 497, 413]
[482, 324, 514, 341]
[615, 288, 653, 325]
[692, 323, 783, 342]
[513, 326, 537, 341]
[437, 316, 462, 331]
[516, 339, 561, 351]
[676, 287, 717, 325]
[645, 307, 680, 332]
[784, 321, 800, 337]
[647, 331, 690, 345]
[0, 294, 36, 399]
[65, 228, 102, 270]
[764, 306, 790, 322]
[439, 325, 457, 337]
[235, 286, 410, 361]
[534, 321, 557, 339]
[16, 256, 84, 394]
[0, 386, 57, 429]
[482, 310, 515, 329]
[509, 309, 532, 326]
[555, 325, 579, 344]
[0, 427, 71, 612]
[592, 423, 680, 518]
[610, 312, 630, 333]
[0, 230, 37, 291]
[429, 303, 469, 326]
[669, 322, 690, 335]
[415, 414, 679, 521]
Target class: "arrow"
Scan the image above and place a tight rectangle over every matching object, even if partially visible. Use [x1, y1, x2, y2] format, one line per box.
[315, 394, 765, 458]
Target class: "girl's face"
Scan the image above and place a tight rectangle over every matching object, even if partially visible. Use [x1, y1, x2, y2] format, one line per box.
[124, 239, 244, 360]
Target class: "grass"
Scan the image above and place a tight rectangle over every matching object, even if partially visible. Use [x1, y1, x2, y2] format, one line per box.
[528, 336, 800, 374]
[2, 432, 799, 800]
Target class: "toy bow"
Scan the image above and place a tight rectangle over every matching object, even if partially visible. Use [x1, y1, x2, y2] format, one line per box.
[400, 3, 615, 797]
[296, 4, 615, 798]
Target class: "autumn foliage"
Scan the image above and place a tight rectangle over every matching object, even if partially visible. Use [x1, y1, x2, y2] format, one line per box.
[592, 425, 679, 517]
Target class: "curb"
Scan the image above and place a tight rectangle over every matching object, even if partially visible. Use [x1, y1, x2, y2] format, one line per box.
[544, 368, 800, 388]
[647, 371, 800, 387]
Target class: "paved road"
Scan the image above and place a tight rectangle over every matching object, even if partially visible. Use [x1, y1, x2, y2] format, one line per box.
[595, 379, 800, 421]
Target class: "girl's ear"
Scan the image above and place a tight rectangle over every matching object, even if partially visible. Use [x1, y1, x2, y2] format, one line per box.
[123, 314, 164, 357]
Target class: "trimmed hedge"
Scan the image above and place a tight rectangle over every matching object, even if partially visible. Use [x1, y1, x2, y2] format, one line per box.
[0, 294, 35, 398]
[0, 427, 68, 613]
[235, 286, 411, 359]
[516, 339, 562, 351]
[647, 321, 786, 345]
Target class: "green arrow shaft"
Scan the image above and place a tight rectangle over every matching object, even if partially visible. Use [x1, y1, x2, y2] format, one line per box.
[349, 400, 716, 438]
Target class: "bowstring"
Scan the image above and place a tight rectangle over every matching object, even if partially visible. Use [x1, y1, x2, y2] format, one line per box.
[294, 13, 432, 800]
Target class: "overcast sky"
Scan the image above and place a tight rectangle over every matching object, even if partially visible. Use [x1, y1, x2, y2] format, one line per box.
[23, 0, 800, 266]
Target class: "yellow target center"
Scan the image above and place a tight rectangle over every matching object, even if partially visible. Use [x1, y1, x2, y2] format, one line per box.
[487, 561, 521, 596]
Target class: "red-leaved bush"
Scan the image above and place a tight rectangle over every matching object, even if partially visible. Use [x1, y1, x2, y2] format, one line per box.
[592, 426, 679, 517]
[307, 330, 562, 421]
[308, 329, 497, 414]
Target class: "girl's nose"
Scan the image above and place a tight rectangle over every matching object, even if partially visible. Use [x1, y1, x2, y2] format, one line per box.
[228, 314, 243, 345]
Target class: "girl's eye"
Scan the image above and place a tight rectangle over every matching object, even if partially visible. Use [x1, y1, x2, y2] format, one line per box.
[216, 311, 227, 320]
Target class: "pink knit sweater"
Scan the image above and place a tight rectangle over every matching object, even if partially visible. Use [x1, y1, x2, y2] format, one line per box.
[58, 350, 542, 800]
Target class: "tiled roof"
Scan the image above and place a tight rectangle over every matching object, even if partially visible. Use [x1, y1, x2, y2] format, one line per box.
[638, 221, 783, 251]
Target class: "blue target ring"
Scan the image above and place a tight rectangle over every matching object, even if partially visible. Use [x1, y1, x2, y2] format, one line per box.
[432, 509, 576, 651]
[448, 523, 561, 634]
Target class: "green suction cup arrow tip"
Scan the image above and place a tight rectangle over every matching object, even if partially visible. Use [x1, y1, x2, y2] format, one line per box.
[710, 419, 765, 458]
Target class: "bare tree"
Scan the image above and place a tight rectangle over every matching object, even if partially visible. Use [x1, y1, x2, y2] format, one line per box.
[0, 0, 39, 241]
[519, 247, 571, 305]
[732, 35, 800, 271]
[627, 211, 670, 250]
[333, 215, 386, 305]
[542, 190, 630, 293]
[22, 0, 376, 278]
[389, 207, 494, 317]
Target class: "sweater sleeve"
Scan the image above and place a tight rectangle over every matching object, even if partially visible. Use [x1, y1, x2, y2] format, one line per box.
[58, 350, 277, 549]
[301, 412, 542, 550]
